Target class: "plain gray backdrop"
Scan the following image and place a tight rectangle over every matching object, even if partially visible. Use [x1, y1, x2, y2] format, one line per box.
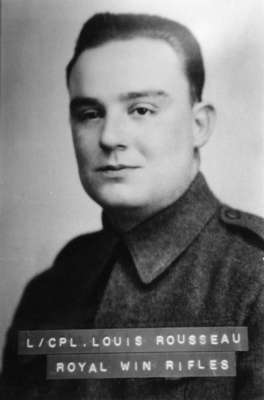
[1, 0, 264, 368]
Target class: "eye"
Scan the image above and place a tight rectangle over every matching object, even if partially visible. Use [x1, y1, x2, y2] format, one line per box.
[71, 107, 104, 123]
[128, 104, 156, 118]
[134, 107, 151, 115]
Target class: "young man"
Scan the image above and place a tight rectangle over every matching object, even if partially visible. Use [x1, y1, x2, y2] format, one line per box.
[1, 13, 264, 399]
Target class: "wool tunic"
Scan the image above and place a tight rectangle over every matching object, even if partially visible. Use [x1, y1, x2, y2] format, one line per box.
[1, 173, 264, 399]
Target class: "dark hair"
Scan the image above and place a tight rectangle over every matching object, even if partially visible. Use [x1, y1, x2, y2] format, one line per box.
[66, 13, 205, 103]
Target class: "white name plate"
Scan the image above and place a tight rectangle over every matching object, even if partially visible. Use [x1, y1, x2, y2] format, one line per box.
[47, 352, 236, 379]
[18, 327, 248, 354]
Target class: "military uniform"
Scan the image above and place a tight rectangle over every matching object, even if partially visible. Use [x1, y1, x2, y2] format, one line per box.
[1, 173, 264, 399]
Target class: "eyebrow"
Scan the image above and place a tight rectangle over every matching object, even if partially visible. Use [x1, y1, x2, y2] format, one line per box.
[119, 90, 169, 101]
[70, 97, 101, 110]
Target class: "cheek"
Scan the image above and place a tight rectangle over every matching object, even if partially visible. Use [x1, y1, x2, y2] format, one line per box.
[72, 128, 97, 166]
[138, 113, 193, 159]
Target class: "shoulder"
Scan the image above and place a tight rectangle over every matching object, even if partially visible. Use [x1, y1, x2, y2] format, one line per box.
[52, 230, 104, 270]
[17, 225, 120, 303]
[213, 205, 264, 289]
[218, 205, 264, 248]
[216, 205, 264, 284]
[11, 230, 105, 324]
[211, 205, 264, 312]
[28, 230, 104, 282]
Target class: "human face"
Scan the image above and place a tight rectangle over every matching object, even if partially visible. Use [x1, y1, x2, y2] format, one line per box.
[68, 38, 200, 218]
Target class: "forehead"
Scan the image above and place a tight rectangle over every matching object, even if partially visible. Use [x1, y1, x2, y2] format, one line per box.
[69, 38, 189, 99]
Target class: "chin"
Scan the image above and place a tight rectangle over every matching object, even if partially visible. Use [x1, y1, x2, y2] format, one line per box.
[95, 196, 145, 211]
[87, 187, 147, 210]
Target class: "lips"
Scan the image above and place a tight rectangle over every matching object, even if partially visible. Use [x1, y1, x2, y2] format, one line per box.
[96, 165, 139, 171]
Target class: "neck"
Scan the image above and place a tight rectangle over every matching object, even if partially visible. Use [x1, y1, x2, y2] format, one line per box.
[104, 169, 199, 233]
[104, 208, 148, 233]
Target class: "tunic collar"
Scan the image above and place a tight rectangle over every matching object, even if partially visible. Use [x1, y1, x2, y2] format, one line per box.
[102, 173, 218, 285]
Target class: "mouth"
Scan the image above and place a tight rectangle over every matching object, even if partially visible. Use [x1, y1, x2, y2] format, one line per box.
[95, 164, 141, 179]
[96, 165, 140, 172]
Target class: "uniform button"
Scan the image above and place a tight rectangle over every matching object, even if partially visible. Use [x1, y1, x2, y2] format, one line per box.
[225, 209, 241, 220]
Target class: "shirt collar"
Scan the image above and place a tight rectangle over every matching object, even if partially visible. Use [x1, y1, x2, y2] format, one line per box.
[102, 173, 218, 285]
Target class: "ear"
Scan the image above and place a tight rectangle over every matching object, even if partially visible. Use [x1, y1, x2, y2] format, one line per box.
[192, 102, 216, 148]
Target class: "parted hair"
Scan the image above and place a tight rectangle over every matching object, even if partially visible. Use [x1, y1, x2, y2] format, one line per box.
[66, 12, 205, 103]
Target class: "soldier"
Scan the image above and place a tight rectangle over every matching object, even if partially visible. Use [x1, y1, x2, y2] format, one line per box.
[1, 12, 264, 400]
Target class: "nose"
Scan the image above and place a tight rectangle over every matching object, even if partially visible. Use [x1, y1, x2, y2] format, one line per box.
[99, 112, 127, 151]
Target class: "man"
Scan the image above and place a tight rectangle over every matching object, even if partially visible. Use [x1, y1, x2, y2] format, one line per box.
[1, 12, 264, 400]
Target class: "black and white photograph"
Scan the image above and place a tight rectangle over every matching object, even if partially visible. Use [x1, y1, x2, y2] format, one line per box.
[0, 0, 264, 399]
